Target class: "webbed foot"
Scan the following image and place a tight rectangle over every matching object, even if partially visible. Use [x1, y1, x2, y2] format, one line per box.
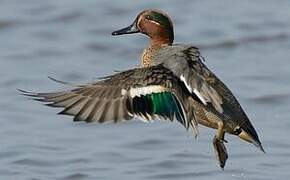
[213, 121, 228, 169]
[213, 135, 228, 169]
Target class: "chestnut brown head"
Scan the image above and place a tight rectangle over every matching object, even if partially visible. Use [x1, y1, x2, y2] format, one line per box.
[112, 9, 174, 45]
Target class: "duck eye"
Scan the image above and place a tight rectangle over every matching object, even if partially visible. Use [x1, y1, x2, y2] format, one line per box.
[146, 15, 153, 20]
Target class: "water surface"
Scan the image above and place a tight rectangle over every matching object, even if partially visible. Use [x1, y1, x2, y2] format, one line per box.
[1, 0, 290, 179]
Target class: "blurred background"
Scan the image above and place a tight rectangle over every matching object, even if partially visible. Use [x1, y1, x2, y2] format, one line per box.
[0, 0, 290, 179]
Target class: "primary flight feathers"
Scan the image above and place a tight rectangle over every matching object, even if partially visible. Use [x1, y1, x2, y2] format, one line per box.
[19, 64, 199, 135]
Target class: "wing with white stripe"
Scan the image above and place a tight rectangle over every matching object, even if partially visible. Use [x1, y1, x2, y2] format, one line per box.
[154, 45, 223, 113]
[19, 65, 197, 132]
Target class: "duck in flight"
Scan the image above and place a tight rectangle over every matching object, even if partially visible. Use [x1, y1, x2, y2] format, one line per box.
[20, 9, 264, 169]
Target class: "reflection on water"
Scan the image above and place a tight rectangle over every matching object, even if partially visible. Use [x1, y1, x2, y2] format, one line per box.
[0, 0, 290, 179]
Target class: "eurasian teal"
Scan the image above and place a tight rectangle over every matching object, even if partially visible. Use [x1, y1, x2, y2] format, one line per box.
[20, 9, 264, 169]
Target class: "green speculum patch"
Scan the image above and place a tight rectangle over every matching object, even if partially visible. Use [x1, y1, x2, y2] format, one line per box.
[130, 91, 186, 126]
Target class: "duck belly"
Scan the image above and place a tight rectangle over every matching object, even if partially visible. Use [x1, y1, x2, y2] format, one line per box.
[195, 108, 219, 129]
[192, 103, 237, 135]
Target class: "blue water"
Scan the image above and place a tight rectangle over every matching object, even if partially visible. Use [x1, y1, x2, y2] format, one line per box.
[1, 0, 290, 179]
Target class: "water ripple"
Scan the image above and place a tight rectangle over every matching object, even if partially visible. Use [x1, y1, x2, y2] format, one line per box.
[0, 20, 21, 30]
[12, 158, 58, 167]
[60, 173, 89, 180]
[147, 170, 222, 179]
[199, 32, 290, 50]
[1, 0, 290, 179]
[249, 93, 290, 105]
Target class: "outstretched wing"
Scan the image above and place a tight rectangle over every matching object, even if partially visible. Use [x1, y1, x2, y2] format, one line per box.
[152, 45, 223, 113]
[154, 45, 262, 148]
[19, 65, 197, 132]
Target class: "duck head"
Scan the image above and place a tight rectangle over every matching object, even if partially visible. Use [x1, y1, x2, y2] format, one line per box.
[112, 9, 174, 46]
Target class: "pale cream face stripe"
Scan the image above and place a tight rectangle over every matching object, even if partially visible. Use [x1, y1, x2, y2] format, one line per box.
[136, 13, 161, 31]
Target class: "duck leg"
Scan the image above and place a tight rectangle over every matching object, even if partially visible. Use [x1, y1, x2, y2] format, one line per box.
[213, 121, 228, 169]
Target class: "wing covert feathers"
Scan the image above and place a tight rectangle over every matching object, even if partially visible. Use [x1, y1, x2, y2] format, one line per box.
[19, 65, 198, 134]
